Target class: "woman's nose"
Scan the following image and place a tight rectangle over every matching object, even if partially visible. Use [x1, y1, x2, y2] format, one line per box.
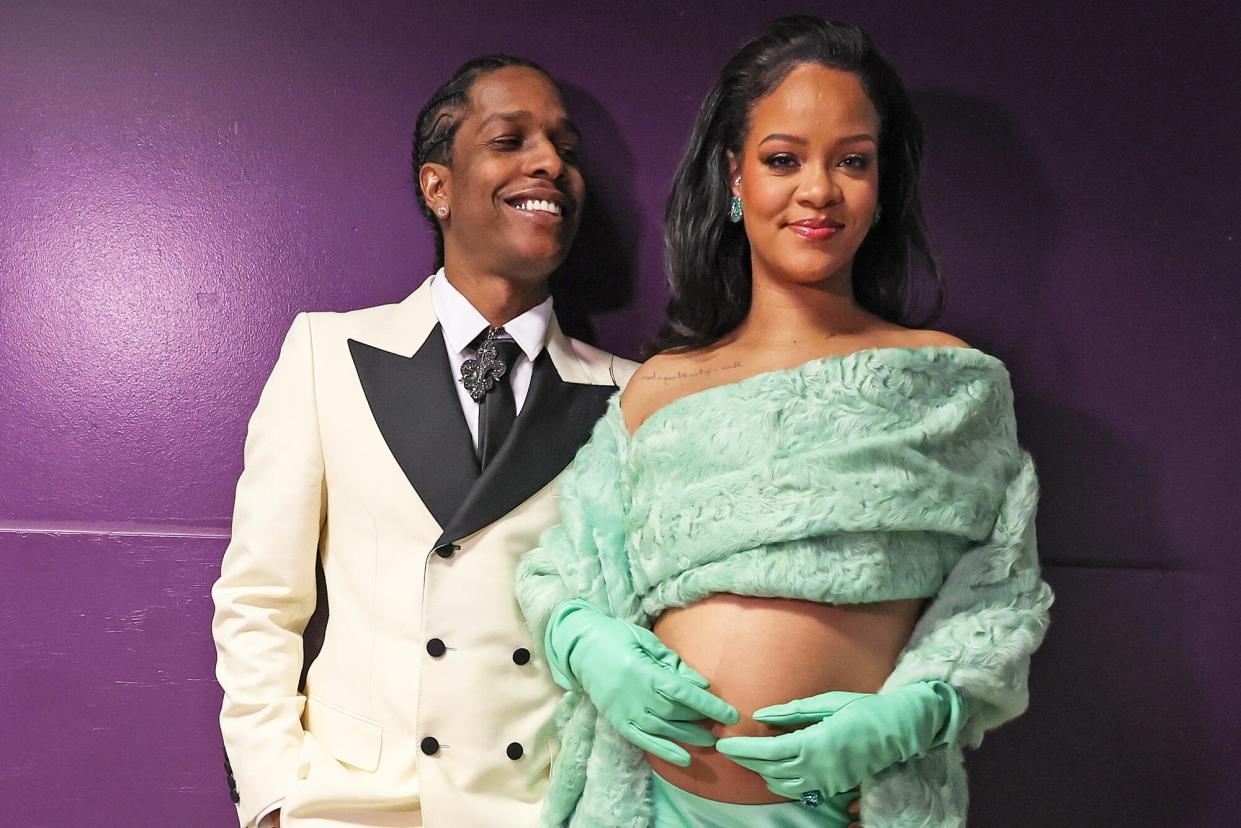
[798, 167, 843, 207]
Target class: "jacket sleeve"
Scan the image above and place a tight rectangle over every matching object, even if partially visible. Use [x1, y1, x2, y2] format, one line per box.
[516, 401, 640, 649]
[211, 313, 325, 827]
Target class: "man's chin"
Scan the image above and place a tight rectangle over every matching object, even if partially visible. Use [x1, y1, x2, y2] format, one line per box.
[500, 245, 572, 282]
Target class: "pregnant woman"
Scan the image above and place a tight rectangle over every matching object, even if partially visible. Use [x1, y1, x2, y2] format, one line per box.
[517, 17, 1053, 828]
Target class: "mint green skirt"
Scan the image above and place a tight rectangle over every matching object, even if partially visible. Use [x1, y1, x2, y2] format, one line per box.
[650, 773, 855, 827]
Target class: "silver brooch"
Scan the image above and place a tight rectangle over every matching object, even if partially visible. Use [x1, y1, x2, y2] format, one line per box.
[461, 327, 509, 402]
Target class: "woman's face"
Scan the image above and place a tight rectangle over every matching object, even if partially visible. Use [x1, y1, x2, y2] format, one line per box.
[730, 63, 881, 288]
[426, 66, 584, 283]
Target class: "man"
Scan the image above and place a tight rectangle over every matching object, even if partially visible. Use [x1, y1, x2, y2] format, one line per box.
[212, 55, 636, 827]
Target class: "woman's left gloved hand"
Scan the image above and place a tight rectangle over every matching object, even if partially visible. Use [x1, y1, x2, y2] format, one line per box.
[715, 680, 967, 801]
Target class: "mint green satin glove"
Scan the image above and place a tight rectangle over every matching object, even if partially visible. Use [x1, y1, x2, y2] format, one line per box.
[544, 599, 740, 766]
[715, 681, 967, 800]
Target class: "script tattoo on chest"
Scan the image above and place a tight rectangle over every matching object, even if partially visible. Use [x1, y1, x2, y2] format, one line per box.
[639, 360, 743, 386]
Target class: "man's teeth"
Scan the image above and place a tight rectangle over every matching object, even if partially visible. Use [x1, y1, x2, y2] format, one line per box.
[513, 199, 562, 216]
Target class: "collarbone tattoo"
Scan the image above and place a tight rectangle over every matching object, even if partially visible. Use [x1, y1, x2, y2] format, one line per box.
[640, 360, 743, 386]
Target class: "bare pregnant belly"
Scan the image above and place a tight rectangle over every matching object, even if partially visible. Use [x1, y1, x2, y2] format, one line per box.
[647, 593, 925, 803]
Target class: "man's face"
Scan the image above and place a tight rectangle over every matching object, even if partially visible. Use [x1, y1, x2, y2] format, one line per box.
[431, 66, 585, 286]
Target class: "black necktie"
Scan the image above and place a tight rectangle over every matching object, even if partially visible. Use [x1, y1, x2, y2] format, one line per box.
[466, 329, 523, 471]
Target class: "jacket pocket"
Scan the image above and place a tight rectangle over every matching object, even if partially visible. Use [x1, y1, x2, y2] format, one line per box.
[303, 694, 383, 773]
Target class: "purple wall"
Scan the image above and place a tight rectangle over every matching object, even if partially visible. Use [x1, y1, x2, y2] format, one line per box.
[2, 0, 1238, 823]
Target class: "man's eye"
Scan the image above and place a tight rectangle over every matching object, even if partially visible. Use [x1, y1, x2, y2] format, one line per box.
[491, 136, 521, 149]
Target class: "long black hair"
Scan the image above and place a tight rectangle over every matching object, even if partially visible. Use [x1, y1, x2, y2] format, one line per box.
[654, 16, 943, 353]
[411, 54, 549, 270]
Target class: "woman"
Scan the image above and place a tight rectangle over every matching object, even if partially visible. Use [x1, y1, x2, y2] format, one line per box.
[517, 17, 1053, 828]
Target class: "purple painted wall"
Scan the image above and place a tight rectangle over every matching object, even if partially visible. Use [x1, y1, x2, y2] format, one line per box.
[2, 0, 1238, 823]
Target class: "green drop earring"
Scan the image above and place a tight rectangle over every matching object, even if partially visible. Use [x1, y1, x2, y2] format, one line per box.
[728, 177, 743, 223]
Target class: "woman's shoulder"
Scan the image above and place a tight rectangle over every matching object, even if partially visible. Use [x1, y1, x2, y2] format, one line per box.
[619, 346, 743, 438]
[862, 325, 971, 351]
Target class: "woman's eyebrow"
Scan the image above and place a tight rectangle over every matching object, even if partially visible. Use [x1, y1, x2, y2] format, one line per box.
[759, 133, 807, 146]
[758, 132, 876, 146]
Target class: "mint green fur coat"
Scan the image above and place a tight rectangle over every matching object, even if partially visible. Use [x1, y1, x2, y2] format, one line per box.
[516, 346, 1054, 827]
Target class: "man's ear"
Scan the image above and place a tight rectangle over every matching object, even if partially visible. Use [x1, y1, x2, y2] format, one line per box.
[419, 162, 451, 216]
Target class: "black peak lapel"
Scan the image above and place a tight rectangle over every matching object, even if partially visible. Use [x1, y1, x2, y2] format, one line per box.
[437, 349, 614, 546]
[349, 325, 479, 530]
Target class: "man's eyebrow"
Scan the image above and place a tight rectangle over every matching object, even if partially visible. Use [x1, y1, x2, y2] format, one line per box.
[479, 110, 532, 129]
[477, 111, 580, 138]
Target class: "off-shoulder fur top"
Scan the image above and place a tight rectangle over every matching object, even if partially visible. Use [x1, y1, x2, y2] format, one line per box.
[517, 346, 1053, 828]
[617, 346, 1023, 617]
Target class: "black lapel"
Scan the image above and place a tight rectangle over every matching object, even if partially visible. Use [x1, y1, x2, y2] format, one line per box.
[437, 349, 614, 545]
[348, 325, 479, 530]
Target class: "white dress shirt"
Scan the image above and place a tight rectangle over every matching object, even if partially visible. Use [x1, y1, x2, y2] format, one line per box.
[254, 270, 552, 828]
[429, 268, 552, 448]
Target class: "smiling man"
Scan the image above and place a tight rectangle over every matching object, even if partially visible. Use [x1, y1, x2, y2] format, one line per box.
[211, 55, 636, 828]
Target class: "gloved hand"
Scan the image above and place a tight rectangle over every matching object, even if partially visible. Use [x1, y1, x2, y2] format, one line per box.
[544, 599, 740, 766]
[715, 680, 967, 800]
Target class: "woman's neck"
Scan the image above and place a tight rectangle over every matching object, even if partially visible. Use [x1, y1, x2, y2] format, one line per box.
[731, 267, 872, 348]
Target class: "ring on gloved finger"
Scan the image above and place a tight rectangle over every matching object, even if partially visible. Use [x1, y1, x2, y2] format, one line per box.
[800, 790, 824, 807]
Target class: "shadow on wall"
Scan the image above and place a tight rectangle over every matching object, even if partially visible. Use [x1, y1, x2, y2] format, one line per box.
[913, 88, 1073, 380]
[548, 82, 640, 346]
[912, 90, 1213, 821]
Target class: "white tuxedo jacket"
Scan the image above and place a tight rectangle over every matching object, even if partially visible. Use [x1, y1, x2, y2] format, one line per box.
[212, 279, 636, 827]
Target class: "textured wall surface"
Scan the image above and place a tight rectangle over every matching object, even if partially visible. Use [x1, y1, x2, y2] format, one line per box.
[2, 0, 1238, 824]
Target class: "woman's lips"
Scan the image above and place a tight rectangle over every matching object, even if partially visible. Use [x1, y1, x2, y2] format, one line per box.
[788, 223, 843, 241]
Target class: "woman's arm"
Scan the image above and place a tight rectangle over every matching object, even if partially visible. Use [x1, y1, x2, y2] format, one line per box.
[859, 450, 1054, 827]
[517, 403, 639, 641]
[881, 451, 1053, 746]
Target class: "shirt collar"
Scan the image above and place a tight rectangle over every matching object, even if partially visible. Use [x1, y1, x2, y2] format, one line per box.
[429, 268, 552, 362]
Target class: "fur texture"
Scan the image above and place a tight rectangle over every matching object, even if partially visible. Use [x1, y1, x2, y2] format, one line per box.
[516, 347, 1054, 827]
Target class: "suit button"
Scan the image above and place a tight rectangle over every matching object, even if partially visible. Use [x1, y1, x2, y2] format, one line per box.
[506, 742, 524, 760]
[512, 647, 531, 665]
[434, 543, 458, 559]
[229, 789, 240, 803]
[421, 736, 440, 756]
[426, 638, 446, 657]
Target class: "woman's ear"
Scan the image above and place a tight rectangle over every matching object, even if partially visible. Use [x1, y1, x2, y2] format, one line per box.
[419, 163, 451, 217]
[726, 151, 741, 196]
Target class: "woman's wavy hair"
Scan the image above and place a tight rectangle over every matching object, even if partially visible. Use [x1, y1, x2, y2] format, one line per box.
[653, 16, 943, 353]
[412, 54, 549, 270]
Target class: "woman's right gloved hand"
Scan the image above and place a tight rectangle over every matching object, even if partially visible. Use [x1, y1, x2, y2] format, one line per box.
[544, 599, 740, 766]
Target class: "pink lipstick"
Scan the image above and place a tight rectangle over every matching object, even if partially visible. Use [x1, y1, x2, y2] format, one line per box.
[788, 218, 844, 241]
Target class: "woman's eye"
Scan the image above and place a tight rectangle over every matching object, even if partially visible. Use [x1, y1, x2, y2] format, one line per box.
[840, 154, 872, 170]
[764, 153, 798, 170]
